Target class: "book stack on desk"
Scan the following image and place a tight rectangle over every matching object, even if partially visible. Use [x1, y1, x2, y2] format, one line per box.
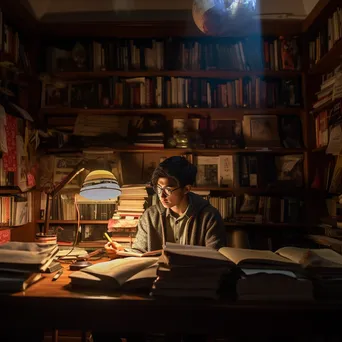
[0, 242, 59, 292]
[223, 247, 314, 301]
[278, 247, 342, 299]
[151, 243, 233, 299]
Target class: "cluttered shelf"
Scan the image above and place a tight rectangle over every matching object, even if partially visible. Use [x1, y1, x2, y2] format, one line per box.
[36, 220, 109, 225]
[0, 186, 35, 195]
[0, 224, 27, 231]
[44, 147, 308, 154]
[311, 98, 341, 116]
[41, 107, 303, 117]
[0, 188, 21, 195]
[45, 70, 303, 80]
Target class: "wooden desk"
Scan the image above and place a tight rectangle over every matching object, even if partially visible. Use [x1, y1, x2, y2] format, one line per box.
[1, 260, 342, 337]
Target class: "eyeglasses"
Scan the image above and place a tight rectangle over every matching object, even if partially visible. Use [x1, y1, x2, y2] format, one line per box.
[153, 185, 181, 197]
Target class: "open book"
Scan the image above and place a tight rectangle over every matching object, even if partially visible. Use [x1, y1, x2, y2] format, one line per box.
[161, 243, 300, 271]
[276, 247, 342, 269]
[70, 244, 342, 293]
[69, 257, 158, 291]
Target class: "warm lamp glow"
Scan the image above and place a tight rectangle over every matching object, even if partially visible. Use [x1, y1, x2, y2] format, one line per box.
[80, 170, 121, 200]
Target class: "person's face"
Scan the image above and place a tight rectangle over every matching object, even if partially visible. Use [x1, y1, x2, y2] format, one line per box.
[154, 177, 189, 208]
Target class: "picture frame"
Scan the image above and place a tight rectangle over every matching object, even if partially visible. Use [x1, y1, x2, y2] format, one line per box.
[242, 115, 282, 148]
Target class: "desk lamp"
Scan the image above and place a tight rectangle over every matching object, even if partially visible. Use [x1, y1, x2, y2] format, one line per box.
[40, 159, 121, 268]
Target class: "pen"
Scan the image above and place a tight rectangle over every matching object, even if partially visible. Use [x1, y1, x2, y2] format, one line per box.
[104, 232, 113, 243]
[52, 269, 63, 281]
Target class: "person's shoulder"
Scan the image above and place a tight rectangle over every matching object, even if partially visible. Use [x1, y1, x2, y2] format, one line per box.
[200, 203, 220, 216]
[142, 203, 164, 217]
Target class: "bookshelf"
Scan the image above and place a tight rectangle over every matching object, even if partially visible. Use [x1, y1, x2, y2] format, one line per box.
[36, 220, 109, 225]
[304, 0, 342, 227]
[0, 4, 40, 243]
[33, 16, 312, 248]
[46, 70, 303, 79]
[5, 0, 340, 247]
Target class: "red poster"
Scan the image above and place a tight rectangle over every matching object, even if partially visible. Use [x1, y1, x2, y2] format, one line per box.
[0, 229, 11, 244]
[3, 114, 17, 172]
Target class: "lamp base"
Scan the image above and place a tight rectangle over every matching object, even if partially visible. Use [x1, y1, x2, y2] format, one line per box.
[35, 233, 57, 245]
[69, 260, 93, 271]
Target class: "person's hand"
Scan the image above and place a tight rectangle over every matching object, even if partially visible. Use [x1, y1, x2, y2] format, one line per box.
[104, 241, 124, 259]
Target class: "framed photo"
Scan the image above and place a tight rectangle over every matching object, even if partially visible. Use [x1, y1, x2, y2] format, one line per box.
[242, 115, 281, 148]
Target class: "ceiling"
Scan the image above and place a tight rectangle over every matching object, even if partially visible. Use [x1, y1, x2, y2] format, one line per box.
[25, 0, 320, 22]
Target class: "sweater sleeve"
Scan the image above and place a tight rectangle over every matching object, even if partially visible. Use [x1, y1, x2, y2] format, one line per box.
[204, 209, 227, 250]
[128, 211, 150, 253]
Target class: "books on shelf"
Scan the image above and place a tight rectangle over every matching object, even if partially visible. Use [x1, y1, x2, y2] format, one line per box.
[312, 67, 341, 110]
[0, 193, 30, 227]
[45, 37, 301, 74]
[41, 76, 302, 110]
[309, 7, 342, 68]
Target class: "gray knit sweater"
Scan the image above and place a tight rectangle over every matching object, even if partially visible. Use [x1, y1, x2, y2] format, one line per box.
[130, 192, 227, 253]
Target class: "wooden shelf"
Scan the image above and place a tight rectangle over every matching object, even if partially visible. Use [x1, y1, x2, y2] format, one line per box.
[311, 98, 341, 115]
[312, 146, 327, 153]
[0, 224, 26, 230]
[42, 107, 302, 117]
[309, 38, 342, 75]
[40, 19, 303, 39]
[302, 0, 339, 32]
[36, 220, 109, 225]
[196, 186, 312, 197]
[44, 147, 307, 155]
[46, 70, 303, 80]
[0, 187, 21, 195]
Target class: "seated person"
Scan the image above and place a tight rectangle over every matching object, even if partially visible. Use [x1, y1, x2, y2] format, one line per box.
[106, 155, 226, 258]
[93, 156, 226, 342]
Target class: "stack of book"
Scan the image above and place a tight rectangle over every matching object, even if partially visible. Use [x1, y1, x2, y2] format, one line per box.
[0, 242, 59, 292]
[131, 115, 165, 148]
[116, 184, 147, 218]
[151, 243, 233, 299]
[313, 66, 341, 110]
[282, 247, 342, 299]
[226, 247, 313, 301]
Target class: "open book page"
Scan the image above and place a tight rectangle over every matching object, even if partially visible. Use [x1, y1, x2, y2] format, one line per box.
[117, 249, 162, 258]
[218, 247, 297, 268]
[121, 263, 158, 291]
[276, 247, 342, 268]
[69, 270, 103, 288]
[72, 257, 158, 289]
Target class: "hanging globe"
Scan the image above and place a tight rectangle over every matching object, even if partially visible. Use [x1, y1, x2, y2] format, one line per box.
[192, 0, 258, 35]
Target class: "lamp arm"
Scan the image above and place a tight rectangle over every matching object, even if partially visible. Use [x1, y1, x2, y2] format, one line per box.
[42, 158, 112, 235]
